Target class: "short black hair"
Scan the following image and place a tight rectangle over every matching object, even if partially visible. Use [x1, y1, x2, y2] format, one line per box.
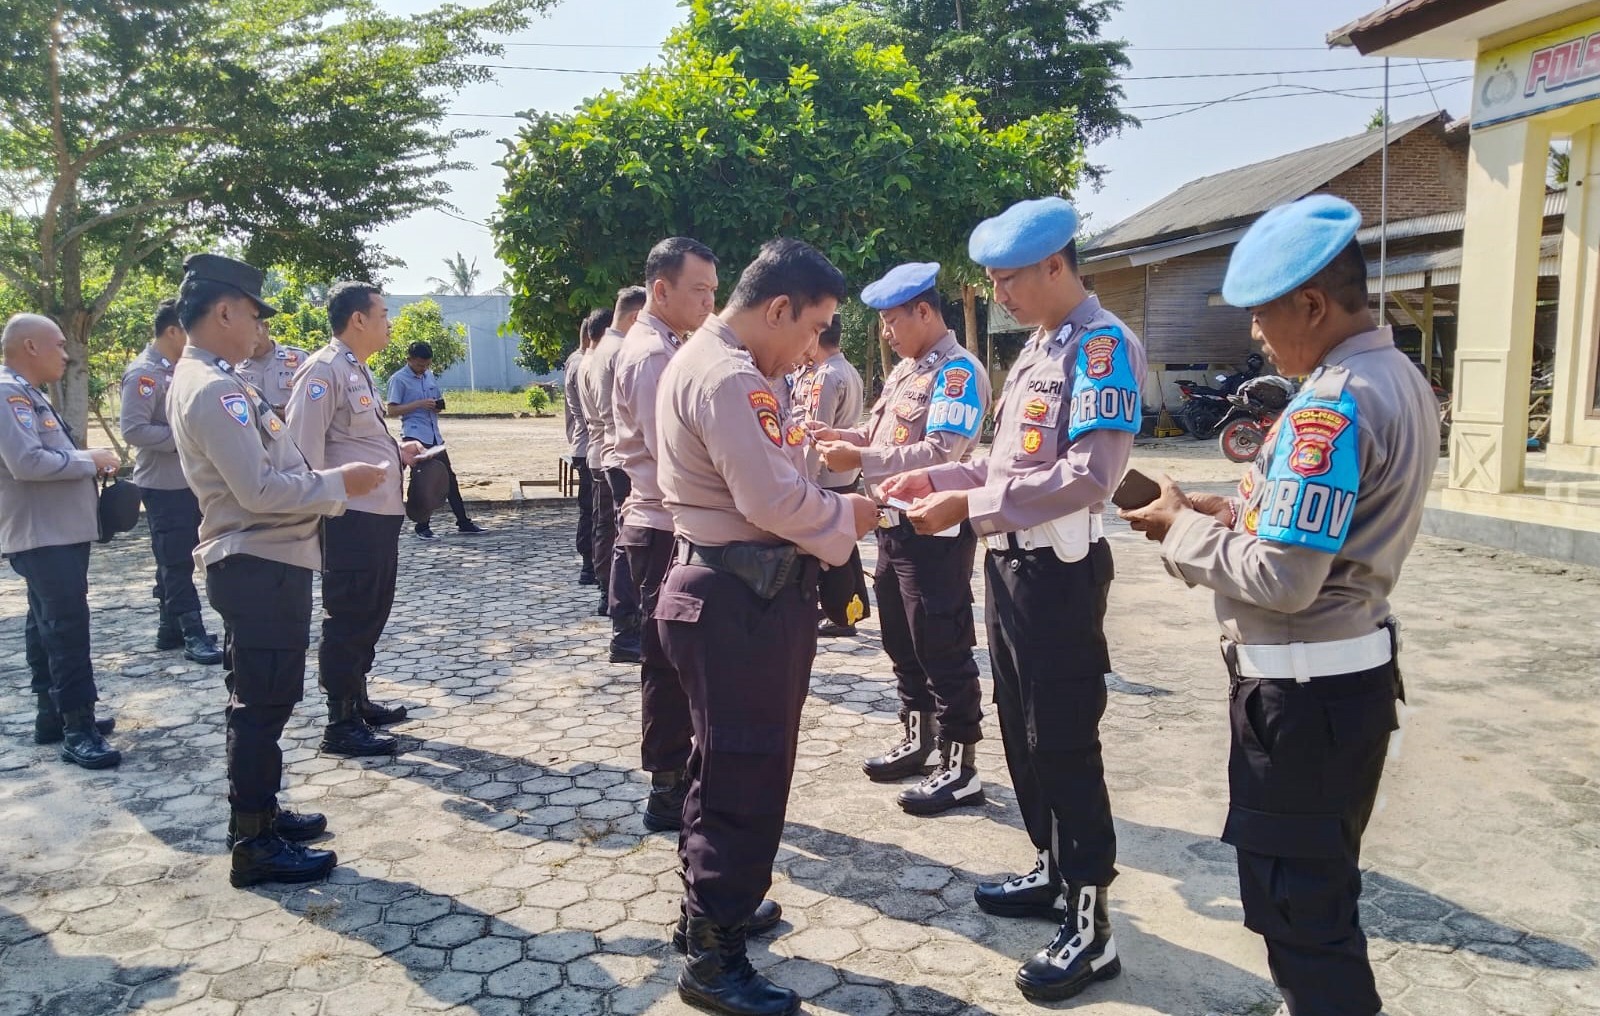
[726, 238, 847, 316]
[1060, 240, 1079, 272]
[614, 285, 647, 319]
[407, 341, 433, 360]
[1304, 240, 1369, 314]
[153, 298, 180, 337]
[327, 281, 383, 335]
[175, 278, 239, 331]
[819, 314, 842, 349]
[899, 287, 942, 316]
[583, 307, 614, 342]
[645, 237, 718, 286]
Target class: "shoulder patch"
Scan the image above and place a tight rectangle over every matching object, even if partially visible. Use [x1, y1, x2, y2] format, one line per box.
[1067, 328, 1140, 441]
[307, 379, 328, 401]
[927, 360, 983, 439]
[137, 375, 158, 398]
[220, 393, 251, 427]
[9, 395, 34, 430]
[1253, 387, 1360, 554]
[749, 389, 783, 447]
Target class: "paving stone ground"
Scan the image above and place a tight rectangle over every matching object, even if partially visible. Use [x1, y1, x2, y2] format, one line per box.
[1, 499, 1597, 1016]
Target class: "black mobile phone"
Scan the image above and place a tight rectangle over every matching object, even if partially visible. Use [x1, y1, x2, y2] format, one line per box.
[434, 398, 446, 411]
[1111, 468, 1162, 511]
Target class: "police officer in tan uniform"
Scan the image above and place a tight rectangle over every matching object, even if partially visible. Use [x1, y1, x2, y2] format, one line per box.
[235, 323, 309, 417]
[612, 237, 719, 832]
[656, 239, 877, 1016]
[287, 282, 425, 759]
[1123, 196, 1438, 1016]
[578, 287, 644, 621]
[563, 320, 596, 585]
[1, 314, 123, 767]
[795, 315, 869, 638]
[814, 262, 992, 816]
[168, 254, 387, 888]
[119, 298, 223, 665]
[885, 199, 1146, 1001]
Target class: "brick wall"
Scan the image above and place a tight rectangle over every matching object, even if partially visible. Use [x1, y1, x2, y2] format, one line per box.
[1315, 126, 1468, 221]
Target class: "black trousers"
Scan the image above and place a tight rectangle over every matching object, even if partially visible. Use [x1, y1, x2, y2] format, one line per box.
[409, 450, 470, 528]
[621, 525, 691, 773]
[1224, 660, 1400, 1016]
[206, 555, 313, 815]
[818, 483, 870, 623]
[604, 468, 639, 630]
[984, 539, 1117, 886]
[591, 467, 616, 603]
[320, 511, 403, 701]
[574, 459, 594, 568]
[142, 486, 203, 618]
[658, 556, 818, 928]
[874, 524, 983, 744]
[8, 542, 97, 713]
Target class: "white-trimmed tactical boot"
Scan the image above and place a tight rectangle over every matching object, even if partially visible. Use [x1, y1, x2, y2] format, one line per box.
[861, 709, 934, 782]
[1015, 883, 1120, 1002]
[974, 849, 1065, 919]
[896, 738, 983, 815]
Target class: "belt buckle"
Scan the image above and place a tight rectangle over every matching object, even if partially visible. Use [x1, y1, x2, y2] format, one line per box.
[879, 507, 901, 529]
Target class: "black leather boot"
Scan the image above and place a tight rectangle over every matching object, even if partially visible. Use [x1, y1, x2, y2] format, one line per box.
[34, 693, 113, 745]
[357, 690, 408, 726]
[59, 709, 122, 769]
[897, 738, 983, 815]
[861, 710, 934, 782]
[226, 805, 329, 848]
[578, 560, 596, 586]
[179, 612, 223, 666]
[677, 916, 799, 1016]
[975, 849, 1064, 919]
[674, 899, 782, 954]
[229, 810, 337, 888]
[609, 616, 642, 664]
[320, 698, 397, 757]
[643, 769, 688, 832]
[155, 607, 183, 651]
[1014, 883, 1120, 1002]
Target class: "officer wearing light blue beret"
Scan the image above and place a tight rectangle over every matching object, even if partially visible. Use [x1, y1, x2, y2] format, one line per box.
[878, 196, 1148, 1003]
[1121, 194, 1440, 1016]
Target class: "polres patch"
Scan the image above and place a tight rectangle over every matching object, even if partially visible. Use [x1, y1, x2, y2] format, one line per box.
[1068, 327, 1141, 441]
[221, 393, 251, 427]
[927, 359, 984, 439]
[749, 390, 783, 447]
[1253, 386, 1360, 555]
[137, 375, 157, 398]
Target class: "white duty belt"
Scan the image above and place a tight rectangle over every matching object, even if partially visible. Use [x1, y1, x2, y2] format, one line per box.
[1226, 628, 1392, 682]
[983, 511, 1104, 562]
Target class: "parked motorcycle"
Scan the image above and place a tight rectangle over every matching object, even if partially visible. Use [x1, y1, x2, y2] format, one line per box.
[1216, 375, 1299, 463]
[1175, 354, 1266, 439]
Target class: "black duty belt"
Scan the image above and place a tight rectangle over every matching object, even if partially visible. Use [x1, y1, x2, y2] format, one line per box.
[675, 539, 810, 600]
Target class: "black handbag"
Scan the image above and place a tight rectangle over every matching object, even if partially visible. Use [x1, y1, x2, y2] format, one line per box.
[97, 475, 142, 543]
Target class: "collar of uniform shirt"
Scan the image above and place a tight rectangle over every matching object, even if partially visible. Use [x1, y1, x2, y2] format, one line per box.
[1322, 326, 1395, 369]
[637, 310, 681, 348]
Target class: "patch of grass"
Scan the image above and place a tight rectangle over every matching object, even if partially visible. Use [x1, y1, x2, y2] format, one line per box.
[441, 389, 563, 415]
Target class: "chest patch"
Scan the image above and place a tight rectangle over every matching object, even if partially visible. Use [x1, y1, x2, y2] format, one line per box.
[785, 423, 806, 447]
[1020, 427, 1044, 455]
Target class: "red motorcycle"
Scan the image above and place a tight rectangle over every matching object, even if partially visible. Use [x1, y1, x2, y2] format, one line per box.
[1217, 376, 1298, 463]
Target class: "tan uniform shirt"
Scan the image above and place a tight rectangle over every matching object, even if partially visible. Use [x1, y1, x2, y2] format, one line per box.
[118, 344, 186, 491]
[235, 340, 310, 414]
[1161, 327, 1438, 645]
[168, 346, 347, 572]
[614, 311, 681, 531]
[286, 338, 404, 516]
[563, 348, 589, 458]
[0, 367, 99, 554]
[656, 317, 857, 566]
[842, 331, 990, 498]
[798, 351, 865, 488]
[584, 328, 626, 471]
[575, 351, 606, 471]
[929, 296, 1147, 536]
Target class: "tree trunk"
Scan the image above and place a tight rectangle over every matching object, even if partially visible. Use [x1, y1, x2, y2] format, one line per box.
[962, 285, 978, 350]
[56, 312, 94, 446]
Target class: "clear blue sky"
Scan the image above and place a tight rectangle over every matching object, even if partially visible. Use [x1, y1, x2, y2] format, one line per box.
[373, 0, 1476, 294]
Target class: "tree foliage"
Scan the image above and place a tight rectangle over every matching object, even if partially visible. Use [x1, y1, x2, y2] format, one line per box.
[372, 299, 467, 383]
[428, 253, 483, 296]
[0, 0, 551, 436]
[494, 0, 1086, 365]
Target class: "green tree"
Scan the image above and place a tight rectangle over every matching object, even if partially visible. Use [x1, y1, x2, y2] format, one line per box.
[1367, 107, 1390, 131]
[427, 253, 482, 296]
[372, 299, 467, 383]
[0, 0, 551, 437]
[1551, 146, 1571, 187]
[495, 0, 1084, 364]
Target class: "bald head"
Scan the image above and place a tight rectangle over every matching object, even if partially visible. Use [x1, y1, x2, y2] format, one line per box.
[2, 314, 70, 385]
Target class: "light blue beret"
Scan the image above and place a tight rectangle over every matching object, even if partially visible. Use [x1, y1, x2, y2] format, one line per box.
[1222, 195, 1363, 308]
[968, 197, 1080, 270]
[861, 262, 941, 310]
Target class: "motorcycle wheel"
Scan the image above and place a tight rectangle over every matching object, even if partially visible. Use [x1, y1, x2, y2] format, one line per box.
[1220, 419, 1266, 463]
[1188, 405, 1225, 439]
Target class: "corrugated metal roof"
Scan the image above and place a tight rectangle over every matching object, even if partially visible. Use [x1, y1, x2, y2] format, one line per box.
[1084, 112, 1447, 256]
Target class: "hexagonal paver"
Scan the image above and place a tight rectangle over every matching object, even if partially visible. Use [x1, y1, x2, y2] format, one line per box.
[450, 936, 522, 974]
[415, 914, 486, 949]
[483, 960, 562, 1000]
